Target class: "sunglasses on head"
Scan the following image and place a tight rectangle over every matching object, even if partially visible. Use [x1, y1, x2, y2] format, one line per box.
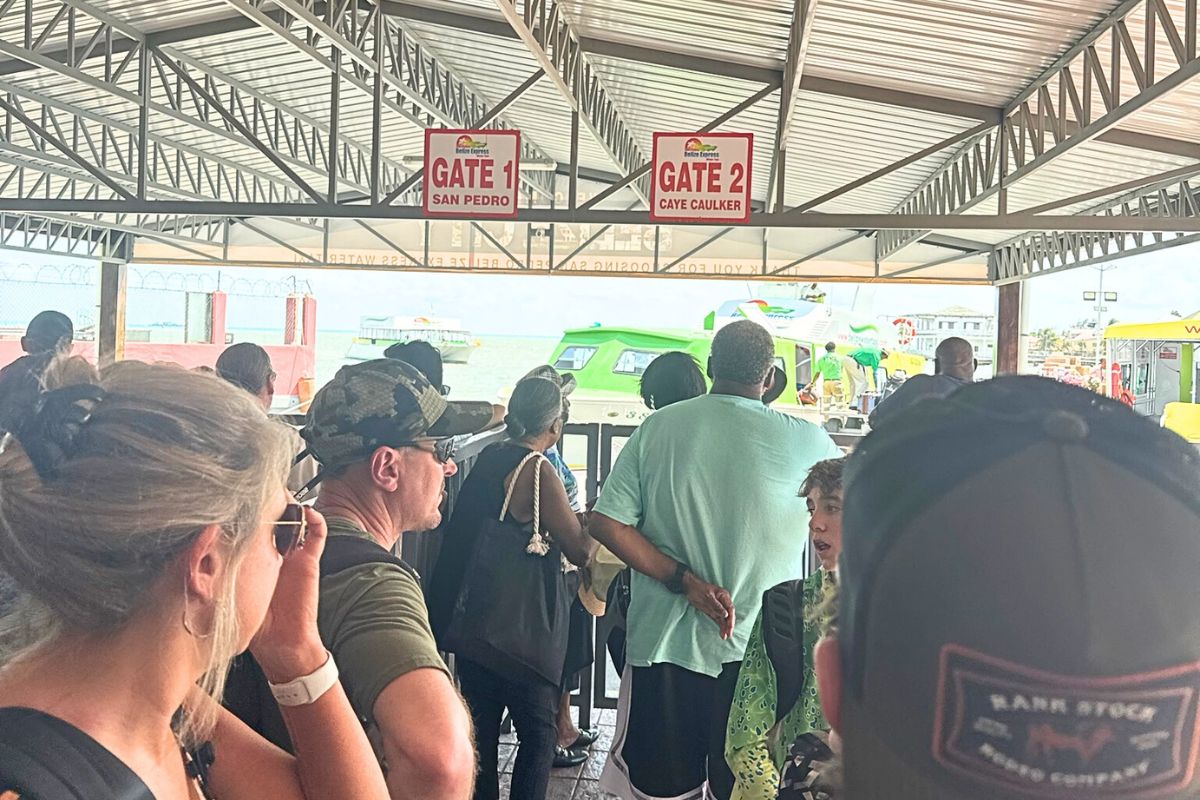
[273, 502, 308, 557]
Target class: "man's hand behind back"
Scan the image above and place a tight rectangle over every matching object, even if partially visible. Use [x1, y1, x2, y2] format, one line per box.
[683, 571, 736, 640]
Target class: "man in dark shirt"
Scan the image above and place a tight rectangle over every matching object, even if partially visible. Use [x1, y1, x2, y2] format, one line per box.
[0, 311, 74, 434]
[867, 337, 975, 430]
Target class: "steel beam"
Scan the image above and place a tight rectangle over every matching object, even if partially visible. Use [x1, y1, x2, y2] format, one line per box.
[5, 200, 1200, 233]
[0, 0, 142, 104]
[220, 0, 555, 199]
[878, 0, 1200, 262]
[0, 6, 386, 208]
[491, 0, 651, 204]
[155, 53, 326, 204]
[991, 176, 1200, 281]
[0, 210, 128, 258]
[2, 0, 417, 203]
[151, 47, 415, 201]
[783, 121, 995, 217]
[382, 1, 1198, 162]
[767, 0, 817, 212]
[1017, 163, 1200, 215]
[379, 67, 546, 204]
[0, 78, 321, 207]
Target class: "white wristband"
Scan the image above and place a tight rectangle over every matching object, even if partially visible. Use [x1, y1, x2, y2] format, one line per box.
[268, 651, 339, 707]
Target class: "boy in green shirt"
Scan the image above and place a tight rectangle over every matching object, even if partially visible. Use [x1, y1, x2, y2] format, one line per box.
[724, 458, 844, 800]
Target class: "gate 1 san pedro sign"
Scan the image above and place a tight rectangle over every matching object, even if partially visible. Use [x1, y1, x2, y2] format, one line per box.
[650, 132, 753, 224]
[423, 129, 521, 219]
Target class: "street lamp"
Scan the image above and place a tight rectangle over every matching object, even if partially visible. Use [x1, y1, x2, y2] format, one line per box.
[1083, 264, 1118, 378]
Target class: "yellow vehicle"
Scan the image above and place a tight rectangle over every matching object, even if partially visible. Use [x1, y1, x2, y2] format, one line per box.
[1104, 314, 1200, 443]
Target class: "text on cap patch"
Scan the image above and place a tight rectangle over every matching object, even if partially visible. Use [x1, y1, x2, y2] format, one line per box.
[932, 644, 1200, 798]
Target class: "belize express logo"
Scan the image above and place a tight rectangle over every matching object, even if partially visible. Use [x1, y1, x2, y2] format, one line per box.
[748, 299, 796, 317]
[684, 137, 719, 158]
[455, 135, 489, 154]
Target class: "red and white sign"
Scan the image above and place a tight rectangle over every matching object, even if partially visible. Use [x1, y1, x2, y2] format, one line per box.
[423, 129, 520, 219]
[650, 132, 753, 224]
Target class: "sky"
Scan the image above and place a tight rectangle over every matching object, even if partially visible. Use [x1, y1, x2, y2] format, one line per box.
[1, 239, 1196, 336]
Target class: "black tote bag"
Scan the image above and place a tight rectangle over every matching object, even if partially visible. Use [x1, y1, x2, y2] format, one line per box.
[443, 451, 575, 686]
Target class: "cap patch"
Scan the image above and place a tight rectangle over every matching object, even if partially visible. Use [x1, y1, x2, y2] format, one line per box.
[932, 645, 1200, 798]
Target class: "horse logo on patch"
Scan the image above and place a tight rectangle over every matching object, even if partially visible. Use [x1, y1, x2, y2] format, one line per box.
[932, 644, 1200, 797]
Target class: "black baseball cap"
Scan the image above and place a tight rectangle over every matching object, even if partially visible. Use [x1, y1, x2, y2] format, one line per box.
[24, 310, 73, 354]
[838, 376, 1200, 799]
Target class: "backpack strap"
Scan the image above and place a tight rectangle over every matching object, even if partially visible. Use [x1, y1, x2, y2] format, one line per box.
[225, 536, 421, 755]
[760, 579, 807, 723]
[0, 707, 155, 800]
[319, 534, 421, 584]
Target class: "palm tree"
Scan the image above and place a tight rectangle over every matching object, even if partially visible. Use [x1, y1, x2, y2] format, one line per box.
[1033, 328, 1061, 353]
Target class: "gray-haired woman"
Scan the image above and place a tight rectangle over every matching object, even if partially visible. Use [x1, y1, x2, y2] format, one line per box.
[429, 375, 594, 800]
[0, 358, 388, 800]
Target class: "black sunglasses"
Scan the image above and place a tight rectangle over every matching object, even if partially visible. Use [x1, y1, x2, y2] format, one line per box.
[273, 502, 308, 557]
[400, 437, 459, 465]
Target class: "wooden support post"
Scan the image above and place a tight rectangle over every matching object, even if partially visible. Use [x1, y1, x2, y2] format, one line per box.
[996, 282, 1023, 375]
[97, 259, 128, 368]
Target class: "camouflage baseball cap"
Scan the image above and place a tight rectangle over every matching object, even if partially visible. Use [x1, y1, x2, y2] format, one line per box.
[301, 359, 495, 471]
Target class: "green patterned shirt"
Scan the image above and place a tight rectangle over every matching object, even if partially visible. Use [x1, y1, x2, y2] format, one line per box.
[725, 570, 832, 800]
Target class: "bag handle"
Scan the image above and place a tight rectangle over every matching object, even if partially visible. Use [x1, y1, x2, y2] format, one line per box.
[499, 451, 551, 555]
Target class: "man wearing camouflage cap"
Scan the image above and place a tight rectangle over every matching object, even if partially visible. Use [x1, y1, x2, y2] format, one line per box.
[303, 359, 497, 800]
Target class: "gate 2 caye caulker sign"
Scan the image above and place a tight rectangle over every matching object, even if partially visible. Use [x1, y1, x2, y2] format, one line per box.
[423, 129, 521, 219]
[650, 132, 753, 224]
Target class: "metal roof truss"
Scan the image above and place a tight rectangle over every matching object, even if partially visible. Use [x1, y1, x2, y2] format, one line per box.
[0, 0, 1195, 281]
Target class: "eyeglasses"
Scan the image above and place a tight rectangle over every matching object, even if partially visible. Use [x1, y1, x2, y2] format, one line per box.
[400, 437, 459, 465]
[273, 502, 308, 557]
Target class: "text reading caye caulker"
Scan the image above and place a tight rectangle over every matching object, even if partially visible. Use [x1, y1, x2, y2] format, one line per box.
[650, 133, 753, 224]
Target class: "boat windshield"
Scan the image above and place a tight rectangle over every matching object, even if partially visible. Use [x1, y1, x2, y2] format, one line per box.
[554, 346, 598, 371]
[613, 349, 659, 376]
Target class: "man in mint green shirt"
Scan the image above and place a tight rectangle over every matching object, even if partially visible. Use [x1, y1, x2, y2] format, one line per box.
[591, 321, 841, 800]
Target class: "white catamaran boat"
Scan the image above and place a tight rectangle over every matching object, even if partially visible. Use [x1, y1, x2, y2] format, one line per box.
[345, 315, 481, 364]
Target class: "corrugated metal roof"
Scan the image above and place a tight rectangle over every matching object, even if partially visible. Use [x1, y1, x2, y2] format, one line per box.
[805, 0, 1124, 107]
[586, 55, 778, 202]
[84, 0, 232, 34]
[0, 0, 1194, 282]
[1003, 141, 1197, 215]
[401, 20, 615, 173]
[783, 93, 979, 213]
[562, 0, 794, 70]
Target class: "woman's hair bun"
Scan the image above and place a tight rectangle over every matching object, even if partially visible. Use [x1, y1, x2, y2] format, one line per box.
[503, 412, 527, 438]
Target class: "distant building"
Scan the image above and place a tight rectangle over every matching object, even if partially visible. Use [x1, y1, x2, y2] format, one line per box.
[902, 305, 996, 364]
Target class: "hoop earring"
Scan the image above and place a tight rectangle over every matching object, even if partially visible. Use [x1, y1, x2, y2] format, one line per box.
[182, 581, 214, 640]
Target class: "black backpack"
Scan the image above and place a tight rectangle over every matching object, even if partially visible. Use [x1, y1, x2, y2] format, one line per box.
[760, 579, 807, 723]
[223, 535, 420, 751]
[0, 707, 209, 800]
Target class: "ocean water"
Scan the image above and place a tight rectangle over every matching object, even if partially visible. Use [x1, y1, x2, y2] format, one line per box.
[312, 331, 560, 401]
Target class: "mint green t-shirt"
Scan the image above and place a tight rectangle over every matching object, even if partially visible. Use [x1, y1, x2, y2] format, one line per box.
[593, 394, 842, 677]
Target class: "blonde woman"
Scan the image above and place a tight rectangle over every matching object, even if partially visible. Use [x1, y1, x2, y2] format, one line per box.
[0, 359, 389, 800]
